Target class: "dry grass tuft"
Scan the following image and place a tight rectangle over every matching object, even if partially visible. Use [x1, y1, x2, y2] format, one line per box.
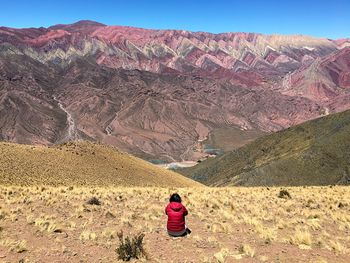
[289, 227, 312, 249]
[238, 244, 255, 257]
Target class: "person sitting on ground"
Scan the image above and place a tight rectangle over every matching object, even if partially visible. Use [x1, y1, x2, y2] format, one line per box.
[165, 193, 191, 237]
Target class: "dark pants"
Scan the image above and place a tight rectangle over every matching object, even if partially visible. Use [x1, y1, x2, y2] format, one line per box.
[167, 227, 191, 237]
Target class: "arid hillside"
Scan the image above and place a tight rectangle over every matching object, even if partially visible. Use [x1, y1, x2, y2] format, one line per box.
[0, 141, 199, 187]
[0, 186, 349, 262]
[180, 109, 350, 186]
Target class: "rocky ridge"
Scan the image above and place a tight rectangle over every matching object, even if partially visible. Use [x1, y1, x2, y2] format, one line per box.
[0, 20, 349, 161]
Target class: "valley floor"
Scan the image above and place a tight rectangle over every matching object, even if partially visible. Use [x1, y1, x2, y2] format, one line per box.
[0, 186, 349, 262]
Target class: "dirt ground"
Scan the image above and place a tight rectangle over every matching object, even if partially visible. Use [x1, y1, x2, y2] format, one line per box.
[0, 186, 349, 262]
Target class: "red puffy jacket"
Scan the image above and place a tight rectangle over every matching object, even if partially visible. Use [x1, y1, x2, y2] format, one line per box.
[165, 202, 188, 232]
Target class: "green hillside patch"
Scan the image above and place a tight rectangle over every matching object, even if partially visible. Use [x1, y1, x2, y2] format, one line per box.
[179, 110, 350, 186]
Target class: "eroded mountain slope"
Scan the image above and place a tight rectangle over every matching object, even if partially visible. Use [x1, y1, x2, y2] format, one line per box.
[0, 21, 349, 161]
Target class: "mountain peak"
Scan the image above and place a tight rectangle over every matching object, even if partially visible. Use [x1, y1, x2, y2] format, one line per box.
[71, 20, 106, 27]
[48, 20, 106, 32]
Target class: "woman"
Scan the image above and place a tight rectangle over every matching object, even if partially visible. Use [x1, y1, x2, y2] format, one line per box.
[165, 193, 191, 237]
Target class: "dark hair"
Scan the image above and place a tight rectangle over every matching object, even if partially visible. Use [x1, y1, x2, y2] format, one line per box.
[169, 193, 182, 203]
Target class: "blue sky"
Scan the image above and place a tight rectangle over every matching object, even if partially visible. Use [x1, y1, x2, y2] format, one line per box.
[0, 0, 349, 39]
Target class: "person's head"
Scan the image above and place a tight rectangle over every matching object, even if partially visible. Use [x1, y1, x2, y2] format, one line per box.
[169, 193, 182, 203]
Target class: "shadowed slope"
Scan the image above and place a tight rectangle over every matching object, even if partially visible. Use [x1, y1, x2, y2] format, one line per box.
[180, 109, 350, 186]
[0, 141, 200, 187]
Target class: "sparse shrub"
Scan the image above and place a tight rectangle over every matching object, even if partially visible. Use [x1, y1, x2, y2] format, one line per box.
[116, 231, 146, 261]
[278, 189, 291, 199]
[87, 197, 101, 205]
